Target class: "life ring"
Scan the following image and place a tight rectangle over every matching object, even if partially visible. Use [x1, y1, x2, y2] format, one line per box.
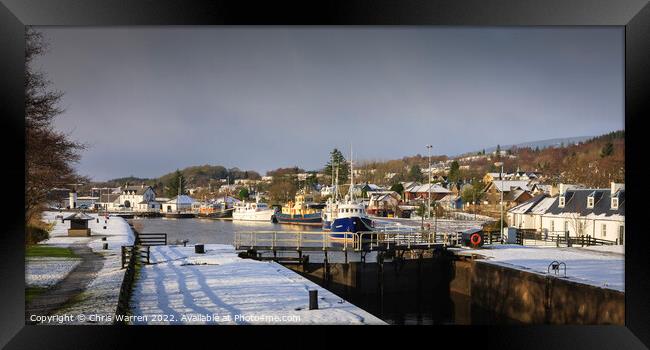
[470, 233, 482, 246]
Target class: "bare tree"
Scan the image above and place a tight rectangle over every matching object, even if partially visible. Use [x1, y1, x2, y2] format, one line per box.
[567, 213, 588, 237]
[25, 28, 86, 223]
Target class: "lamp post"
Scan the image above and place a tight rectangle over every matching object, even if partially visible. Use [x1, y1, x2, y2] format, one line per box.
[426, 144, 432, 224]
[494, 162, 504, 239]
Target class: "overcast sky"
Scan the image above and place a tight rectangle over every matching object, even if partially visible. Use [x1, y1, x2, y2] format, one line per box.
[34, 27, 624, 181]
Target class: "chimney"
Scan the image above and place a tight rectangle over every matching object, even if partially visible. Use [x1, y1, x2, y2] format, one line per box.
[610, 181, 616, 194]
[142, 183, 145, 189]
[559, 183, 565, 196]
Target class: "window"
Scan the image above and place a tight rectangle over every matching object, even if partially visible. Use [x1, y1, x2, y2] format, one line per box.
[612, 197, 619, 209]
[559, 196, 565, 207]
[564, 221, 569, 233]
[602, 224, 607, 237]
[550, 220, 555, 232]
[587, 196, 594, 208]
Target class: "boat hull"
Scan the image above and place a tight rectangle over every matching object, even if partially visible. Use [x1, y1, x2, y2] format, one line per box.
[232, 209, 276, 222]
[164, 212, 196, 218]
[330, 216, 374, 239]
[275, 212, 322, 226]
[198, 210, 233, 219]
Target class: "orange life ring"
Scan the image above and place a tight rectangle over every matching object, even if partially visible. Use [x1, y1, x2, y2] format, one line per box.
[470, 233, 482, 246]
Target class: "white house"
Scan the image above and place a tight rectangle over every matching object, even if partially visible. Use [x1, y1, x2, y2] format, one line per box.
[119, 185, 158, 212]
[507, 182, 625, 244]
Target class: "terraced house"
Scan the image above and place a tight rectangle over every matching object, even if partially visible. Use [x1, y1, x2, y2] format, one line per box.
[508, 182, 625, 244]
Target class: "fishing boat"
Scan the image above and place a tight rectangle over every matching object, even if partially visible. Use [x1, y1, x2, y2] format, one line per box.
[232, 195, 277, 222]
[275, 190, 322, 226]
[330, 147, 374, 240]
[197, 202, 233, 219]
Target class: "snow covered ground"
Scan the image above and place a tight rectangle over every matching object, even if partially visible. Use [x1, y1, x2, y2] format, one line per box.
[454, 244, 624, 292]
[131, 244, 386, 325]
[27, 211, 135, 324]
[374, 216, 487, 233]
[25, 257, 81, 288]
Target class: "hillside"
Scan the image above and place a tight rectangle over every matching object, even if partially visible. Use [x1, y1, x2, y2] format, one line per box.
[353, 130, 624, 188]
[88, 130, 624, 192]
[461, 136, 594, 157]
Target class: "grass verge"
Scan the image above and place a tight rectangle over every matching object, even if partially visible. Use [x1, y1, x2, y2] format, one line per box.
[25, 286, 48, 304]
[26, 245, 79, 259]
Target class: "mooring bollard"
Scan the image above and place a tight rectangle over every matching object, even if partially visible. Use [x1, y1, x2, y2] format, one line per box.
[101, 237, 107, 241]
[103, 243, 108, 250]
[96, 218, 99, 223]
[195, 244, 205, 254]
[309, 290, 318, 310]
[103, 226, 107, 229]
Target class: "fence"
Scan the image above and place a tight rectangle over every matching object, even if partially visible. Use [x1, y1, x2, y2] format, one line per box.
[115, 244, 139, 324]
[515, 229, 617, 247]
[135, 233, 167, 246]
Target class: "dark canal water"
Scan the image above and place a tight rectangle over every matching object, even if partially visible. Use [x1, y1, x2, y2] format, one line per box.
[131, 217, 508, 325]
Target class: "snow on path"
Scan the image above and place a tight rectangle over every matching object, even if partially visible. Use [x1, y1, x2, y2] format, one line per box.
[26, 257, 81, 288]
[131, 244, 386, 325]
[454, 244, 624, 292]
[28, 212, 135, 324]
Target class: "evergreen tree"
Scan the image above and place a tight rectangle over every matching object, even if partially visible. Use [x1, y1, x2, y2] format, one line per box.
[238, 188, 250, 201]
[166, 170, 186, 197]
[323, 148, 349, 184]
[448, 161, 460, 184]
[390, 183, 404, 196]
[408, 164, 424, 182]
[600, 142, 614, 158]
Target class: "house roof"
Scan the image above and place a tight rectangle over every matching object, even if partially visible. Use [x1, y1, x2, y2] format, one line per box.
[407, 183, 451, 194]
[510, 188, 625, 218]
[503, 188, 529, 202]
[122, 185, 153, 195]
[547, 189, 625, 217]
[63, 212, 94, 221]
[166, 195, 195, 205]
[98, 193, 120, 203]
[487, 180, 532, 193]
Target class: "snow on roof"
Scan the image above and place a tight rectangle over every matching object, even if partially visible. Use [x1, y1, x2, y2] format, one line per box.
[63, 212, 94, 221]
[166, 195, 195, 205]
[529, 197, 557, 214]
[491, 180, 532, 192]
[408, 183, 451, 194]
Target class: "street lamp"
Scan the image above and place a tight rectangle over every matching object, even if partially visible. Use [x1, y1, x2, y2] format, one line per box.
[494, 161, 504, 239]
[426, 145, 432, 223]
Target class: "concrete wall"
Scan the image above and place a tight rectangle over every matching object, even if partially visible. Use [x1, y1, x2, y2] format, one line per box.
[470, 261, 624, 324]
[284, 252, 624, 325]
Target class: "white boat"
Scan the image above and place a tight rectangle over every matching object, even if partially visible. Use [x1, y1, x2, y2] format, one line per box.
[232, 201, 276, 222]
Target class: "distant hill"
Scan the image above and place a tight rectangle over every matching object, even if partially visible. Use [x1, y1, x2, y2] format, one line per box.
[93, 164, 261, 190]
[460, 136, 594, 157]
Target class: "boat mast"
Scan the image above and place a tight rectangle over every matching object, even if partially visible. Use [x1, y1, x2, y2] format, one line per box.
[349, 145, 354, 202]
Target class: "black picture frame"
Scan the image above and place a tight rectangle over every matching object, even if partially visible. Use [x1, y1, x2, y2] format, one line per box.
[1, 0, 648, 348]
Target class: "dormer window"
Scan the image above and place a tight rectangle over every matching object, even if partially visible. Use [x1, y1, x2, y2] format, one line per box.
[611, 197, 619, 209]
[587, 196, 594, 209]
[558, 196, 565, 208]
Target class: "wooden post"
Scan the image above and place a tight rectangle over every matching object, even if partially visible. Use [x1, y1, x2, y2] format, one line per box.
[309, 290, 318, 310]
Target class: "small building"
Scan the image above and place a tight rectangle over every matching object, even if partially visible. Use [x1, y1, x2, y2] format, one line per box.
[163, 195, 195, 213]
[403, 183, 451, 202]
[96, 193, 121, 211]
[63, 212, 93, 237]
[367, 191, 401, 217]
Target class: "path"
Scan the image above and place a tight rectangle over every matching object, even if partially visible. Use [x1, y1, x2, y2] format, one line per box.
[25, 243, 104, 321]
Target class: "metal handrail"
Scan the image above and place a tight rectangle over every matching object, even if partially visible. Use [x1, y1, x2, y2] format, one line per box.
[234, 229, 463, 252]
